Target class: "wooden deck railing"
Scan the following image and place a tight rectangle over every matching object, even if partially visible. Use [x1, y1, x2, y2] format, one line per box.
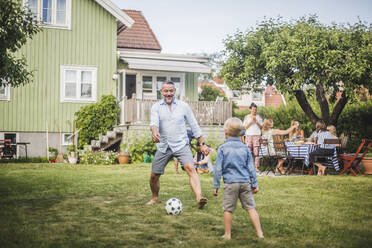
[120, 98, 232, 125]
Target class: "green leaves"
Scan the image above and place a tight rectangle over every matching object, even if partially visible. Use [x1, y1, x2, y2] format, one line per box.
[0, 0, 40, 87]
[219, 15, 371, 124]
[75, 95, 120, 148]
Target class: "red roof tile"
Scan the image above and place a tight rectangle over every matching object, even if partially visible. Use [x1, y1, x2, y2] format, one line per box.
[117, 10, 162, 51]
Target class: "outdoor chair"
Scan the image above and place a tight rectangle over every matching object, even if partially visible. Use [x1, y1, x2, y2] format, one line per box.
[313, 139, 342, 175]
[258, 138, 276, 174]
[272, 135, 290, 174]
[339, 139, 372, 176]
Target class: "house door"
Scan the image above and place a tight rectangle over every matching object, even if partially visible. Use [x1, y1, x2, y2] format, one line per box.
[125, 74, 136, 99]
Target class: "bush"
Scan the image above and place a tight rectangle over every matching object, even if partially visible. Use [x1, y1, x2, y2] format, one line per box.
[337, 100, 372, 152]
[127, 130, 156, 164]
[0, 157, 49, 163]
[75, 95, 120, 149]
[79, 151, 118, 165]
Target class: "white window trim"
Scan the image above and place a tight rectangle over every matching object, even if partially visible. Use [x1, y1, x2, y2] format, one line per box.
[132, 70, 185, 100]
[60, 65, 98, 103]
[0, 84, 10, 101]
[23, 0, 72, 30]
[61, 132, 76, 146]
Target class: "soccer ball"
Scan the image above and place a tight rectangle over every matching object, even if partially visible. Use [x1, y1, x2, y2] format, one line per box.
[165, 198, 182, 215]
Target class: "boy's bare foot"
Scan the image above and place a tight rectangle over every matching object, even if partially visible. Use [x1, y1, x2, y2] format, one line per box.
[197, 197, 208, 209]
[145, 199, 157, 205]
[221, 234, 231, 240]
[257, 232, 264, 239]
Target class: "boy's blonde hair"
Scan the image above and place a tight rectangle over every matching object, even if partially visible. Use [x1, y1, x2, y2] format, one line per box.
[224, 117, 243, 137]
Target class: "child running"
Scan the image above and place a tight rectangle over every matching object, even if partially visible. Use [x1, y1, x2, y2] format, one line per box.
[213, 117, 264, 240]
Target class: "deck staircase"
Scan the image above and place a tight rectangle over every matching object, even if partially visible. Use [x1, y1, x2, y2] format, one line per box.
[90, 126, 126, 151]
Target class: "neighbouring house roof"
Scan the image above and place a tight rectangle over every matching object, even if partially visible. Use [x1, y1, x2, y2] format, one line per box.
[94, 0, 134, 28]
[117, 10, 162, 51]
[119, 51, 211, 73]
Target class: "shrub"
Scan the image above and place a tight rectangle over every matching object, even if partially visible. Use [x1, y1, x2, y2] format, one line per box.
[337, 100, 372, 152]
[79, 151, 118, 165]
[127, 130, 156, 164]
[75, 95, 120, 149]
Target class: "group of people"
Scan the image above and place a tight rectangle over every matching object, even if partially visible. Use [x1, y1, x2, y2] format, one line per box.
[146, 80, 339, 240]
[147, 80, 263, 240]
[243, 103, 339, 175]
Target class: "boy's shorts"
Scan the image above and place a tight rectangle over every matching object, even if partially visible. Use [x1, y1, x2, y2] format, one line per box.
[223, 182, 256, 212]
[152, 145, 194, 174]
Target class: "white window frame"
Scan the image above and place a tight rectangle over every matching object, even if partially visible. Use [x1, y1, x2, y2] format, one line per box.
[252, 91, 263, 101]
[135, 71, 185, 100]
[23, 0, 72, 30]
[60, 65, 97, 103]
[0, 83, 10, 101]
[61, 133, 74, 146]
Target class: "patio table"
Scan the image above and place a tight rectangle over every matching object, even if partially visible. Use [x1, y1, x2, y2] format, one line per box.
[285, 142, 340, 170]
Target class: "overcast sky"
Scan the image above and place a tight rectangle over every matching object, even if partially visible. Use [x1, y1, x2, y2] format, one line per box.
[112, 0, 372, 55]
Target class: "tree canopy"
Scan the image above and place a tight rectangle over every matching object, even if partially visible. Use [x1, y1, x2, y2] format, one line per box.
[219, 15, 372, 125]
[199, 85, 225, 101]
[0, 0, 40, 87]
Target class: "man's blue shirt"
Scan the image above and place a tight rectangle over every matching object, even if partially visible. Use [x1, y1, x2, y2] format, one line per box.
[150, 99, 202, 153]
[213, 137, 258, 189]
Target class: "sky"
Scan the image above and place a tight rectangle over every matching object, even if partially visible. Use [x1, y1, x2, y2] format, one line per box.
[111, 0, 372, 55]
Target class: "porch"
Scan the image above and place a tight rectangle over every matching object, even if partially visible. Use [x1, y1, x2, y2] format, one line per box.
[119, 98, 233, 125]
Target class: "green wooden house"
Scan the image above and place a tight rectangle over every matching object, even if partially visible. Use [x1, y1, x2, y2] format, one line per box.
[0, 0, 134, 157]
[0, 2, 211, 158]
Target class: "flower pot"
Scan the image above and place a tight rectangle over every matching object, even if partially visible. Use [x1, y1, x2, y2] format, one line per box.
[68, 156, 78, 164]
[118, 154, 130, 164]
[362, 157, 372, 175]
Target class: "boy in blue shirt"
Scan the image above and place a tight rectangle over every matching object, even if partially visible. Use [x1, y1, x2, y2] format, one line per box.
[213, 117, 264, 239]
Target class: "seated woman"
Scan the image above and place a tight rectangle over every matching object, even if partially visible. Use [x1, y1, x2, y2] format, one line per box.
[310, 121, 338, 176]
[289, 120, 305, 142]
[261, 117, 297, 174]
[194, 146, 214, 174]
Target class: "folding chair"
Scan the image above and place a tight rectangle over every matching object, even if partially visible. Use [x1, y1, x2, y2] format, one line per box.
[272, 135, 289, 174]
[258, 138, 276, 174]
[313, 139, 342, 175]
[339, 139, 372, 176]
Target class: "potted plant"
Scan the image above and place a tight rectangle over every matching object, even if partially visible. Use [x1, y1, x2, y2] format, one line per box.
[67, 144, 78, 164]
[362, 151, 372, 175]
[118, 142, 130, 164]
[48, 147, 58, 158]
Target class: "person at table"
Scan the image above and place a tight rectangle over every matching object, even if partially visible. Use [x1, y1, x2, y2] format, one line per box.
[243, 103, 263, 171]
[310, 121, 338, 176]
[261, 117, 297, 174]
[289, 120, 305, 142]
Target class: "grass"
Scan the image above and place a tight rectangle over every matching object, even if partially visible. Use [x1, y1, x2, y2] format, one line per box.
[0, 163, 371, 248]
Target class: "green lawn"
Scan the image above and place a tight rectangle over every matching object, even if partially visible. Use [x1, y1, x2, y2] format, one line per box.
[0, 163, 371, 248]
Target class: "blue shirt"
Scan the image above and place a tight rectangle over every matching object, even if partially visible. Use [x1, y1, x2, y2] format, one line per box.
[213, 137, 258, 189]
[150, 99, 202, 153]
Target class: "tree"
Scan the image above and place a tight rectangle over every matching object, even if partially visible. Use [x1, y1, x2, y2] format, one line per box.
[219, 15, 372, 125]
[199, 85, 224, 101]
[0, 0, 40, 87]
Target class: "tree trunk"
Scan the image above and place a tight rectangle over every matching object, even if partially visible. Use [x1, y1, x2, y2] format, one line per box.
[316, 84, 330, 124]
[294, 90, 320, 125]
[329, 91, 348, 126]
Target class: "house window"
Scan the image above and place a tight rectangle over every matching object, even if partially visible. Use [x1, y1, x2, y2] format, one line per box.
[62, 133, 73, 146]
[142, 76, 153, 93]
[139, 73, 184, 100]
[0, 82, 10, 101]
[252, 91, 263, 101]
[24, 0, 71, 29]
[60, 65, 97, 103]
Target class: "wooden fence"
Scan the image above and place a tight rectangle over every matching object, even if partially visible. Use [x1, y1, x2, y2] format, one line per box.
[120, 98, 232, 125]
